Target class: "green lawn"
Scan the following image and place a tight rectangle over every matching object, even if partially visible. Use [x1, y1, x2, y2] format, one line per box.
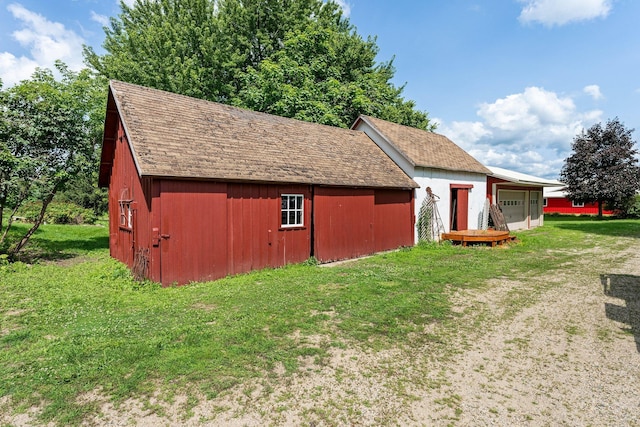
[1, 216, 639, 425]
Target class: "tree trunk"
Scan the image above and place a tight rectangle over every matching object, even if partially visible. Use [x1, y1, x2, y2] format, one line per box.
[8, 191, 56, 259]
[0, 203, 22, 248]
[598, 200, 603, 219]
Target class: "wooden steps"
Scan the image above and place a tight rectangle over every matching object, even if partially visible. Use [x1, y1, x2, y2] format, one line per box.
[441, 230, 514, 247]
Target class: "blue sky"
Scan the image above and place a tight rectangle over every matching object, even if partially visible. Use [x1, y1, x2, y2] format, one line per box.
[1, 0, 638, 179]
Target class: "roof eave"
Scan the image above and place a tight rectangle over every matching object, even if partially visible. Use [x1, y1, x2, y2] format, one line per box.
[491, 173, 564, 187]
[415, 164, 489, 176]
[138, 172, 419, 190]
[108, 80, 145, 179]
[353, 115, 417, 168]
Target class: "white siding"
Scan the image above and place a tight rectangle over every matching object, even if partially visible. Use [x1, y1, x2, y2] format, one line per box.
[413, 168, 487, 240]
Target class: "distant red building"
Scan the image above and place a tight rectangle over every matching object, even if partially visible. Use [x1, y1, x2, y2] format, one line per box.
[543, 188, 615, 215]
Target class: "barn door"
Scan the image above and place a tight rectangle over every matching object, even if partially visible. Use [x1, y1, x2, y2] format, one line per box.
[450, 184, 472, 231]
[158, 181, 228, 285]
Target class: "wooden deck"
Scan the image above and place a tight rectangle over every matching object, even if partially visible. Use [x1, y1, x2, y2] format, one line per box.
[441, 230, 513, 247]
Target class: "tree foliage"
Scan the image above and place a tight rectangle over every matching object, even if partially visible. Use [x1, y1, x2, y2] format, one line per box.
[0, 63, 107, 257]
[84, 0, 433, 129]
[560, 118, 640, 217]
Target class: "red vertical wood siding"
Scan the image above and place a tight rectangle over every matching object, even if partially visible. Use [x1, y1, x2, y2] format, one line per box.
[158, 180, 228, 285]
[450, 185, 471, 231]
[373, 190, 414, 251]
[149, 180, 161, 282]
[313, 188, 375, 262]
[106, 118, 151, 271]
[149, 182, 311, 285]
[226, 183, 311, 276]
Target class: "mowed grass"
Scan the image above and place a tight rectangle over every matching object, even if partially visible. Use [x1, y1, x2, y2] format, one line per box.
[1, 216, 639, 425]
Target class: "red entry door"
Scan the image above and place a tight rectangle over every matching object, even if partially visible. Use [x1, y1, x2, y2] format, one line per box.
[450, 184, 473, 231]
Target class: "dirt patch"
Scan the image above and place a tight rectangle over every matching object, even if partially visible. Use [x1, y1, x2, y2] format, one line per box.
[408, 243, 640, 426]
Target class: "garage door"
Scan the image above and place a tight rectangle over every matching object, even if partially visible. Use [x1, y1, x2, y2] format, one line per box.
[498, 190, 527, 230]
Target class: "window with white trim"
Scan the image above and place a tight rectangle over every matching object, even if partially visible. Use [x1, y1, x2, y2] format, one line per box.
[119, 201, 133, 229]
[543, 198, 548, 207]
[572, 201, 584, 208]
[281, 194, 303, 227]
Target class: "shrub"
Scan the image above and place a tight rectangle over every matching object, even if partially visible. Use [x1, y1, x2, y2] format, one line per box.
[16, 201, 97, 225]
[626, 195, 640, 218]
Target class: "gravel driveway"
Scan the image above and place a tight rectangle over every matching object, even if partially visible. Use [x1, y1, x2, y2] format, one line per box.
[410, 244, 640, 426]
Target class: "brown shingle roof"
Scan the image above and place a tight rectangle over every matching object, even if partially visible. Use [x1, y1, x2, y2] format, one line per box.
[106, 81, 417, 189]
[354, 115, 490, 175]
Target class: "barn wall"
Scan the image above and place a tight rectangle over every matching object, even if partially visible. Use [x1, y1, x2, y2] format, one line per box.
[156, 180, 228, 285]
[313, 188, 375, 262]
[373, 190, 414, 251]
[106, 118, 152, 274]
[226, 183, 311, 276]
[151, 181, 311, 285]
[414, 169, 487, 237]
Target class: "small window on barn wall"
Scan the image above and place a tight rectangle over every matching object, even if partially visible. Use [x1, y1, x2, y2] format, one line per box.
[572, 201, 585, 208]
[281, 194, 304, 227]
[118, 188, 133, 230]
[543, 198, 548, 207]
[119, 201, 133, 229]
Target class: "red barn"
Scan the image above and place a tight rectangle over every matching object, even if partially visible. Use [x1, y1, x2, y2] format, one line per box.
[543, 187, 615, 215]
[98, 81, 418, 285]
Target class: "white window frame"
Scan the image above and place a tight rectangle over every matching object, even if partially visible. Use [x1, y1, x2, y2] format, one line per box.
[281, 194, 304, 228]
[572, 201, 585, 208]
[119, 200, 133, 229]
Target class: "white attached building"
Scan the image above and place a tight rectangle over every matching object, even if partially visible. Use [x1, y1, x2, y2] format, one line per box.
[487, 166, 563, 230]
[352, 115, 491, 241]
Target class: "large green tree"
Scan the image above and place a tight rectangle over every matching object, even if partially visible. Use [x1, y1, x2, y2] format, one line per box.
[560, 118, 640, 217]
[0, 63, 107, 257]
[84, 0, 434, 129]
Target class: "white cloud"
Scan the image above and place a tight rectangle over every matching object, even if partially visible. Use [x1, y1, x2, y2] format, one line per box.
[120, 0, 137, 7]
[437, 86, 603, 179]
[0, 3, 85, 87]
[583, 84, 603, 100]
[90, 11, 110, 27]
[478, 86, 576, 131]
[330, 0, 351, 17]
[0, 52, 38, 87]
[518, 0, 612, 26]
[435, 119, 490, 152]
